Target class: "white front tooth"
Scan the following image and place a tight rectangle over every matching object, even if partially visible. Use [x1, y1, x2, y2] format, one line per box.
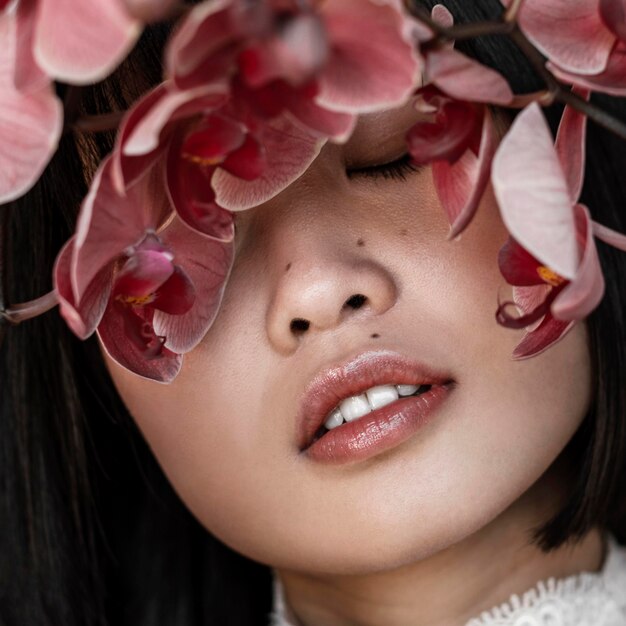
[396, 384, 419, 397]
[324, 407, 344, 430]
[339, 394, 372, 422]
[366, 385, 399, 410]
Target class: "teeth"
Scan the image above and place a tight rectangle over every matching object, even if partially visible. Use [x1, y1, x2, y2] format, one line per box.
[339, 394, 371, 422]
[366, 385, 399, 410]
[322, 383, 428, 431]
[324, 407, 344, 430]
[397, 384, 419, 396]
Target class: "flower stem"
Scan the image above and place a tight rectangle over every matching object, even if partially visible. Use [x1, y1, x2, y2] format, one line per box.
[1, 290, 59, 325]
[69, 111, 125, 135]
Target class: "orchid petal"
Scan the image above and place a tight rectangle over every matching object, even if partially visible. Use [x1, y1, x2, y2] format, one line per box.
[34, 0, 141, 84]
[54, 236, 112, 339]
[113, 249, 175, 299]
[152, 266, 196, 315]
[511, 313, 575, 359]
[549, 44, 626, 97]
[555, 89, 590, 204]
[509, 0, 615, 75]
[14, 0, 49, 93]
[72, 158, 170, 303]
[153, 217, 235, 354]
[212, 115, 325, 211]
[552, 204, 605, 320]
[315, 0, 422, 113]
[513, 284, 552, 332]
[0, 11, 62, 204]
[97, 301, 182, 383]
[434, 107, 496, 239]
[166, 134, 235, 242]
[498, 238, 545, 286]
[600, 0, 626, 43]
[427, 48, 514, 105]
[491, 103, 579, 280]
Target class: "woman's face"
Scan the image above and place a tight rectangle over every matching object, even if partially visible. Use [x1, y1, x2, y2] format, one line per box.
[103, 103, 592, 574]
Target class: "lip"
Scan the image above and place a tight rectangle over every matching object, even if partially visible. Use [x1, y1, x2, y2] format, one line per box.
[297, 350, 454, 462]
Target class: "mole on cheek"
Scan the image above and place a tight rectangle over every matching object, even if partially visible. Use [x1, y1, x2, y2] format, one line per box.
[371, 333, 380, 339]
[357, 238, 365, 247]
[285, 262, 292, 271]
[400, 229, 408, 236]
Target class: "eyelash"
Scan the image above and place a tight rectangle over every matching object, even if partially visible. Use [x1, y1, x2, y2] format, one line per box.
[346, 153, 423, 181]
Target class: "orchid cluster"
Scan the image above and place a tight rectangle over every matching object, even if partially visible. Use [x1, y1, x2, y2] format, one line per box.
[2, 0, 626, 383]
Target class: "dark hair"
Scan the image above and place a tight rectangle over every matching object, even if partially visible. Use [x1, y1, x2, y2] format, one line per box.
[1, 2, 624, 625]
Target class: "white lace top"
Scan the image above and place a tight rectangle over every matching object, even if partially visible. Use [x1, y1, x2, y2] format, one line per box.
[269, 534, 626, 626]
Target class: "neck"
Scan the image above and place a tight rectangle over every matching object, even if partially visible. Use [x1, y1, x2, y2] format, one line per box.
[274, 464, 607, 626]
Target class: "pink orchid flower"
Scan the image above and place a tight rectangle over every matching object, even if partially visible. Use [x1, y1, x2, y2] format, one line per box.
[0, 10, 62, 204]
[492, 101, 626, 358]
[502, 0, 618, 75]
[407, 5, 513, 239]
[54, 157, 234, 383]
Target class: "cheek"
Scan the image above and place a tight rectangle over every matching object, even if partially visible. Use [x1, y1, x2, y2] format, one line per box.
[103, 184, 593, 575]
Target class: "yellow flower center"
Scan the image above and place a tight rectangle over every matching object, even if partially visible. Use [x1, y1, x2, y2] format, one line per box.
[537, 266, 565, 287]
[183, 151, 224, 167]
[117, 293, 156, 306]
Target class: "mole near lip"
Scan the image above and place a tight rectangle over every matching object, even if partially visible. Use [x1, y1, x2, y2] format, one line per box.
[297, 350, 454, 452]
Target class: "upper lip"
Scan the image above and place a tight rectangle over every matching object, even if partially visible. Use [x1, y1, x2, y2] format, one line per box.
[297, 350, 454, 451]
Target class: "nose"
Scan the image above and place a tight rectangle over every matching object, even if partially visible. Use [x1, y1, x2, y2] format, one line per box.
[266, 247, 398, 355]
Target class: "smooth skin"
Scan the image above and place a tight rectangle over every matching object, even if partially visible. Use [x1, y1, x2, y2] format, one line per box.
[104, 102, 605, 626]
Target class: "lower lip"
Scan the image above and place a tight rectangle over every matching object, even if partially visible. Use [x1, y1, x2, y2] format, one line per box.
[303, 384, 452, 465]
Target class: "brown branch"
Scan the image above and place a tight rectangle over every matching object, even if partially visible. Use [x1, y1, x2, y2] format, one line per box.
[68, 111, 126, 135]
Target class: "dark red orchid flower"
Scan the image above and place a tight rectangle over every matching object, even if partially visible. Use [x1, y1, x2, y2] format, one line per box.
[54, 157, 234, 383]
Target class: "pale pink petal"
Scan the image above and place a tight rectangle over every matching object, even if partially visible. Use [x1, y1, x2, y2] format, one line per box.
[54, 236, 113, 339]
[97, 303, 182, 383]
[513, 284, 552, 332]
[153, 217, 235, 354]
[555, 89, 590, 204]
[212, 115, 325, 210]
[549, 44, 626, 97]
[427, 48, 514, 105]
[491, 103, 579, 280]
[34, 0, 141, 84]
[431, 4, 454, 29]
[552, 205, 605, 320]
[0, 11, 62, 204]
[510, 0, 615, 75]
[284, 92, 356, 142]
[511, 314, 575, 359]
[315, 0, 422, 113]
[434, 107, 497, 240]
[72, 158, 168, 303]
[14, 0, 49, 93]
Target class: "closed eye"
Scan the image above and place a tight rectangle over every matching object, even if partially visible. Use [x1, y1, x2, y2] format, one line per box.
[346, 153, 424, 182]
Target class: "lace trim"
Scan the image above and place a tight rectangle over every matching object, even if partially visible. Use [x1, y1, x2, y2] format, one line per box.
[270, 534, 626, 626]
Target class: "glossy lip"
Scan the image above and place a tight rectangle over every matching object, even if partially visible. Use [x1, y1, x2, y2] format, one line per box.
[297, 350, 454, 453]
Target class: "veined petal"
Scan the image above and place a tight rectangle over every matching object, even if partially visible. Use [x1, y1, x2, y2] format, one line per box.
[34, 0, 141, 84]
[510, 0, 615, 75]
[552, 204, 605, 320]
[97, 301, 182, 383]
[491, 103, 579, 280]
[549, 45, 626, 97]
[555, 89, 590, 204]
[72, 158, 170, 303]
[166, 134, 235, 242]
[0, 11, 62, 204]
[212, 115, 324, 211]
[152, 266, 196, 315]
[443, 107, 496, 240]
[316, 0, 422, 113]
[153, 216, 235, 354]
[113, 249, 175, 299]
[427, 48, 514, 105]
[14, 0, 49, 93]
[511, 314, 575, 359]
[498, 238, 546, 286]
[54, 236, 112, 339]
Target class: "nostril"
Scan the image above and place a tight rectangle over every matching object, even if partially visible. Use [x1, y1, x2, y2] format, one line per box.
[290, 318, 310, 334]
[344, 294, 367, 310]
